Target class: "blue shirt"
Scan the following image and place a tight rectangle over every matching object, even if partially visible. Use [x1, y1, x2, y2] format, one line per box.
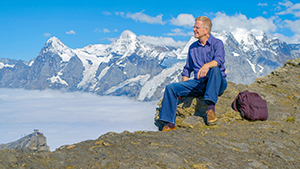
[181, 35, 226, 79]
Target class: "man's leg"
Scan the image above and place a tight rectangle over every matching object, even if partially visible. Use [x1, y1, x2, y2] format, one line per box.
[204, 67, 227, 125]
[204, 67, 227, 103]
[158, 79, 204, 125]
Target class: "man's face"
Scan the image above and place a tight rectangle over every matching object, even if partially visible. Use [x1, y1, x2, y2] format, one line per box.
[193, 20, 208, 39]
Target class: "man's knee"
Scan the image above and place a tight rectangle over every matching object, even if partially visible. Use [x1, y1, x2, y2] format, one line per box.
[207, 67, 223, 79]
[165, 83, 177, 93]
[210, 66, 221, 74]
[166, 83, 175, 89]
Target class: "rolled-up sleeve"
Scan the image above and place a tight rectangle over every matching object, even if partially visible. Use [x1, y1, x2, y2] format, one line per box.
[181, 50, 193, 77]
[213, 40, 225, 68]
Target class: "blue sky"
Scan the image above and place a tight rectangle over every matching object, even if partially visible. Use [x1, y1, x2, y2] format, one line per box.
[1, 0, 300, 61]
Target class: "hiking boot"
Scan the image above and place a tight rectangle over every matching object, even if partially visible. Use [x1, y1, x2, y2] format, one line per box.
[155, 120, 167, 131]
[206, 109, 217, 126]
[162, 125, 177, 131]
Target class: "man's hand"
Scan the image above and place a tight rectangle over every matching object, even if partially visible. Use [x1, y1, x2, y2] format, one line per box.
[197, 64, 210, 79]
[197, 61, 218, 79]
[182, 76, 189, 82]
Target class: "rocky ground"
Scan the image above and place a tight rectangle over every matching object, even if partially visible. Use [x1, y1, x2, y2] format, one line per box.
[0, 59, 299, 169]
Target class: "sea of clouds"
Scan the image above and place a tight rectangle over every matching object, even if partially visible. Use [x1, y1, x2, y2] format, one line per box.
[0, 88, 158, 151]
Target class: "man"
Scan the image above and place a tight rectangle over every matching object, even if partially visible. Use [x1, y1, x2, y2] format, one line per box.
[157, 16, 227, 131]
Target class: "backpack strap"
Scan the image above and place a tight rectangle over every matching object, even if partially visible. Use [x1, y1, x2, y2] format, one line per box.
[240, 110, 245, 119]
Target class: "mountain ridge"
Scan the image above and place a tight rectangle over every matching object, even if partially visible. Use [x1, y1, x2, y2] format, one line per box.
[0, 29, 300, 101]
[0, 130, 50, 152]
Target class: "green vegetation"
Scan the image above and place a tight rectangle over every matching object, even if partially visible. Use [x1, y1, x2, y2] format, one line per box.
[286, 117, 297, 123]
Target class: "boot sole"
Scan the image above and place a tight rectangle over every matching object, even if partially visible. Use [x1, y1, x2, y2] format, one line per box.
[207, 118, 218, 126]
[162, 126, 177, 131]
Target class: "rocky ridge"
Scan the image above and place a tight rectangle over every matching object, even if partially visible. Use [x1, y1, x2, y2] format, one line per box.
[0, 130, 49, 152]
[0, 59, 299, 168]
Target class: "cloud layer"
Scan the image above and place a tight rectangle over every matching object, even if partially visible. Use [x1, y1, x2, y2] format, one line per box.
[0, 89, 158, 151]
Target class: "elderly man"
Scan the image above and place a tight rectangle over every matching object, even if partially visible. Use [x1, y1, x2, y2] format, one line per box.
[157, 16, 227, 131]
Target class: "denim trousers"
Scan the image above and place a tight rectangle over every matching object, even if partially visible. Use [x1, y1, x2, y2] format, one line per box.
[158, 67, 227, 124]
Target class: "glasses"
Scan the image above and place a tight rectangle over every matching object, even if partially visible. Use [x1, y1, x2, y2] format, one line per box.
[193, 26, 208, 30]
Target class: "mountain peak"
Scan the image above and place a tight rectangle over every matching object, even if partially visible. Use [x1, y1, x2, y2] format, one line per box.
[119, 30, 137, 40]
[110, 30, 140, 53]
[45, 36, 66, 48]
[48, 36, 59, 42]
[39, 36, 73, 61]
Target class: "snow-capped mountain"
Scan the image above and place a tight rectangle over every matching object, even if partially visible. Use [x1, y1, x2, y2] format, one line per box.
[0, 30, 299, 101]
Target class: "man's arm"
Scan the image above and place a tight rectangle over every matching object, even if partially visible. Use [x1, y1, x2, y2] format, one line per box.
[197, 60, 218, 79]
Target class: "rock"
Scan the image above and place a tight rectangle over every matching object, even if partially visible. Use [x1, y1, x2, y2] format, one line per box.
[0, 129, 50, 152]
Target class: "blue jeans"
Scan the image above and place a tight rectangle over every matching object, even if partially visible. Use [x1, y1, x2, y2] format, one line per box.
[158, 67, 227, 124]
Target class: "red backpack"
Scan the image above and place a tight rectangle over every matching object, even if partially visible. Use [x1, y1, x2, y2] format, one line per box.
[232, 90, 268, 121]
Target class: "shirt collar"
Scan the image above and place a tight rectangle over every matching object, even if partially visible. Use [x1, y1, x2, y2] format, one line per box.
[197, 35, 212, 46]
